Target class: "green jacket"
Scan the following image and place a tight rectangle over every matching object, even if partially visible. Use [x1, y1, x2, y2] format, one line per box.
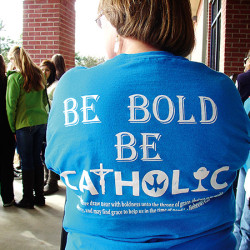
[6, 71, 48, 133]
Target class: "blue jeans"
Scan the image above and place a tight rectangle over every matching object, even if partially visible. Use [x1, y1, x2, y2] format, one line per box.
[234, 168, 250, 250]
[16, 124, 46, 171]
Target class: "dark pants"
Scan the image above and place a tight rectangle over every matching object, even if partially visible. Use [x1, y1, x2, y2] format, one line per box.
[16, 125, 46, 201]
[61, 199, 68, 250]
[60, 227, 68, 250]
[16, 125, 46, 171]
[0, 136, 15, 204]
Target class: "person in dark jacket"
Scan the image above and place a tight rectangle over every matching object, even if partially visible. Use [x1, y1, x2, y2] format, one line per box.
[237, 50, 250, 104]
[0, 54, 16, 207]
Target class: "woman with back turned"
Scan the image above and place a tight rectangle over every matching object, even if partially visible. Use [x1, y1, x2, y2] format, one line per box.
[51, 54, 66, 81]
[7, 46, 48, 209]
[45, 1, 250, 249]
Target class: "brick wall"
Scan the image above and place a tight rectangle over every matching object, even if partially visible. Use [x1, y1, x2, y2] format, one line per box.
[23, 0, 75, 69]
[224, 0, 250, 76]
[204, 0, 250, 76]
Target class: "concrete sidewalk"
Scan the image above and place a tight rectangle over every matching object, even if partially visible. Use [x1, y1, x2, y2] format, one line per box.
[0, 179, 66, 250]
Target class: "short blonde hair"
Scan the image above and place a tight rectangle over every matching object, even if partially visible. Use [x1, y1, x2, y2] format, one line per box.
[98, 0, 195, 57]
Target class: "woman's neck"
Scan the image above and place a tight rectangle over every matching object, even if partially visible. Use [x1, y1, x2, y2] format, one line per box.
[120, 37, 160, 54]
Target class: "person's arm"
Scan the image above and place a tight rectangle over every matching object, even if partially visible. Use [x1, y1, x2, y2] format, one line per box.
[244, 102, 250, 208]
[42, 77, 50, 111]
[6, 74, 20, 133]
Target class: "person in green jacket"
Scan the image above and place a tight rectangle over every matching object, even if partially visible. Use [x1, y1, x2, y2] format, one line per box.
[6, 46, 48, 209]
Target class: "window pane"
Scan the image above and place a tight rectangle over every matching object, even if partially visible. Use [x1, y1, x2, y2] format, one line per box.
[218, 0, 221, 11]
[211, 25, 217, 70]
[210, 0, 221, 71]
[212, 0, 218, 22]
[216, 16, 221, 71]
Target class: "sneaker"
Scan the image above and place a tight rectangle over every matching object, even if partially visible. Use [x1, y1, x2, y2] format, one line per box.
[3, 199, 16, 207]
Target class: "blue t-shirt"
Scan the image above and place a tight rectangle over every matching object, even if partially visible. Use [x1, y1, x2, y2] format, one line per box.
[45, 52, 250, 249]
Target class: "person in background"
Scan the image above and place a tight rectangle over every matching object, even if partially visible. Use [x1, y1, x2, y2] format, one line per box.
[0, 54, 15, 207]
[230, 73, 238, 85]
[51, 53, 67, 249]
[40, 60, 58, 104]
[51, 54, 66, 81]
[234, 97, 250, 250]
[40, 59, 60, 195]
[237, 50, 250, 104]
[6, 46, 48, 209]
[233, 52, 250, 197]
[6, 60, 22, 180]
[45, 0, 250, 249]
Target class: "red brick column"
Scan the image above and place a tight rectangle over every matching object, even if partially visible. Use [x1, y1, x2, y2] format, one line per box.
[224, 0, 250, 76]
[23, 0, 76, 69]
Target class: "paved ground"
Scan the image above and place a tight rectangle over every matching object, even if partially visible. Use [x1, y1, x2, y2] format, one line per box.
[0, 179, 66, 250]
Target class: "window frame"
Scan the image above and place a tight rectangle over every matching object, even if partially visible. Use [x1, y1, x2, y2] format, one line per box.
[210, 0, 222, 71]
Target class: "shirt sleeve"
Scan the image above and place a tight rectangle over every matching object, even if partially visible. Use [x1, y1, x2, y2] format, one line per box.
[6, 74, 20, 133]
